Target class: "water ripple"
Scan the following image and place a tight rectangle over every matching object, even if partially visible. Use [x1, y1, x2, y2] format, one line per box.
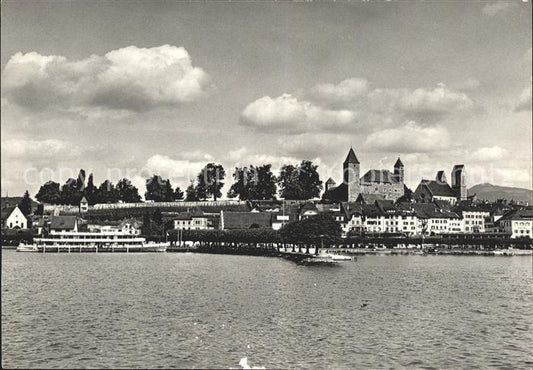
[2, 252, 533, 368]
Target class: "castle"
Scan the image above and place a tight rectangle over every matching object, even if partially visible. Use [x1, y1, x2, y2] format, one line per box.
[323, 148, 405, 202]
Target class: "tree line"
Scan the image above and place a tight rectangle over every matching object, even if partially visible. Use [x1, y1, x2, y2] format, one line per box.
[34, 160, 324, 205]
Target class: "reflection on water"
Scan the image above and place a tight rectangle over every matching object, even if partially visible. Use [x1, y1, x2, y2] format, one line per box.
[2, 251, 533, 368]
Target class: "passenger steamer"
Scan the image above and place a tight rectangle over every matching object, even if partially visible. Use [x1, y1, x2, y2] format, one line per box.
[18, 229, 169, 253]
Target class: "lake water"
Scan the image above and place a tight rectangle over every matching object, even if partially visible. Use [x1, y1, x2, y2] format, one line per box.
[2, 250, 533, 369]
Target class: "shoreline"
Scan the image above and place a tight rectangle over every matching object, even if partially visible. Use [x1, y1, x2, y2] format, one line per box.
[3, 244, 531, 257]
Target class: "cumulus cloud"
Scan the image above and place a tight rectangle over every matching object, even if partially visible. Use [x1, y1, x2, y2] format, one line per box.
[240, 78, 473, 135]
[482, 1, 516, 16]
[363, 121, 450, 153]
[144, 154, 207, 182]
[305, 78, 369, 108]
[277, 133, 350, 160]
[368, 83, 473, 116]
[515, 84, 532, 112]
[227, 146, 300, 168]
[240, 93, 357, 133]
[2, 138, 82, 159]
[469, 146, 509, 162]
[175, 150, 214, 162]
[1, 45, 211, 113]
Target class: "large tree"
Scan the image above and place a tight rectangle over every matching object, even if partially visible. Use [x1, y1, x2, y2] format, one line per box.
[141, 210, 164, 236]
[145, 175, 174, 202]
[60, 178, 83, 205]
[253, 164, 277, 200]
[228, 164, 277, 200]
[18, 190, 32, 216]
[97, 180, 118, 203]
[195, 163, 225, 201]
[35, 181, 61, 204]
[280, 213, 341, 247]
[85, 173, 98, 205]
[277, 160, 322, 200]
[185, 181, 199, 201]
[227, 167, 249, 200]
[116, 178, 141, 203]
[174, 186, 184, 201]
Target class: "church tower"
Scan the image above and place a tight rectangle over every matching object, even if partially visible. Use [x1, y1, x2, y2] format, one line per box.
[451, 165, 467, 201]
[393, 157, 404, 183]
[343, 147, 360, 202]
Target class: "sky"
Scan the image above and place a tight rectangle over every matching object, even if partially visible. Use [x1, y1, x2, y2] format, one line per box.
[1, 0, 532, 199]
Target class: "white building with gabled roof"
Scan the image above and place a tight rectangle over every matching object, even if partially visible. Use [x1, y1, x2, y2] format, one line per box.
[2, 205, 28, 229]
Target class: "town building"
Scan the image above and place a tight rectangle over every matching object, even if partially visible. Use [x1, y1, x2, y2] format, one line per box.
[413, 166, 467, 205]
[411, 203, 462, 235]
[220, 211, 272, 230]
[50, 215, 79, 232]
[323, 148, 405, 202]
[496, 209, 533, 238]
[452, 203, 490, 233]
[340, 202, 364, 236]
[88, 219, 142, 235]
[173, 212, 212, 230]
[271, 213, 296, 231]
[79, 196, 89, 213]
[1, 205, 28, 229]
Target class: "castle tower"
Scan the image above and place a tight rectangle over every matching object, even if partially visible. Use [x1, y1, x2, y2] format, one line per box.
[343, 147, 360, 202]
[393, 157, 404, 183]
[436, 170, 447, 184]
[451, 165, 467, 201]
[325, 177, 336, 192]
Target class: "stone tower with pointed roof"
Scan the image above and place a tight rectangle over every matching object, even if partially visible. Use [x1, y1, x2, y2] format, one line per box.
[393, 157, 404, 183]
[325, 177, 336, 192]
[322, 147, 405, 202]
[343, 147, 361, 202]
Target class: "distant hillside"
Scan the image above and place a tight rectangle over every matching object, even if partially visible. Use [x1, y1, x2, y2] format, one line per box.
[0, 197, 39, 210]
[468, 183, 532, 203]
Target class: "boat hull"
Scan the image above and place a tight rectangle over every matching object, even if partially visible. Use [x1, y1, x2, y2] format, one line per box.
[19, 243, 169, 253]
[16, 245, 39, 252]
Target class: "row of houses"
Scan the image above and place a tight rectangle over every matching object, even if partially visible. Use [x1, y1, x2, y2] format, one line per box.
[3, 197, 532, 239]
[170, 199, 532, 239]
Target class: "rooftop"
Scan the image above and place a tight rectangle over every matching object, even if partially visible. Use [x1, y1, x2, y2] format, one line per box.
[361, 170, 398, 184]
[50, 215, 78, 230]
[344, 148, 360, 164]
[420, 179, 457, 198]
[222, 211, 272, 229]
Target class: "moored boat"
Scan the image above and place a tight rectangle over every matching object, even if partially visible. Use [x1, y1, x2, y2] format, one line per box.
[21, 229, 168, 253]
[16, 243, 38, 252]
